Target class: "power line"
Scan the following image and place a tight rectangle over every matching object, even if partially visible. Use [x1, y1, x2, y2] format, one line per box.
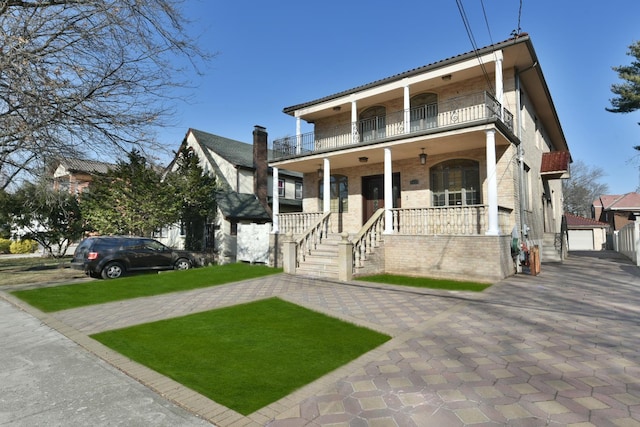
[455, 0, 494, 93]
[479, 0, 494, 46]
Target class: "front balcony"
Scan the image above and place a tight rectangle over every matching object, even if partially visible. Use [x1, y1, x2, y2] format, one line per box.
[272, 91, 513, 160]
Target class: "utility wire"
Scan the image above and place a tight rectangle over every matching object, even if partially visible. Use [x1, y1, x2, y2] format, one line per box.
[455, 0, 494, 93]
[517, 0, 523, 34]
[480, 0, 494, 46]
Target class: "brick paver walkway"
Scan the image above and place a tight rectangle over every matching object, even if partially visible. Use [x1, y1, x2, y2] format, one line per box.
[4, 251, 640, 426]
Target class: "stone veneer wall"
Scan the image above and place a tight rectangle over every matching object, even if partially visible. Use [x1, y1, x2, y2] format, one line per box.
[381, 234, 514, 283]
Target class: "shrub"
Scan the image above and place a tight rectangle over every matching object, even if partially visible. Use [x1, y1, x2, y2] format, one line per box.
[9, 239, 39, 254]
[0, 238, 11, 254]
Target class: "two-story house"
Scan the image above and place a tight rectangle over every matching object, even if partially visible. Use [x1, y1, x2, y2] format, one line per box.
[51, 158, 114, 194]
[270, 34, 570, 282]
[161, 127, 302, 263]
[593, 193, 640, 232]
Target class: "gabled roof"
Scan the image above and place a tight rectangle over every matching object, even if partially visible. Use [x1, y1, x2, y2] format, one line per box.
[190, 128, 254, 169]
[594, 193, 640, 211]
[565, 213, 609, 229]
[215, 191, 271, 221]
[58, 158, 114, 175]
[187, 128, 302, 178]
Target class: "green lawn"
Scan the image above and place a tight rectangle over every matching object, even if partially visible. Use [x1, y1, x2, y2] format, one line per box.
[91, 297, 390, 415]
[356, 274, 491, 291]
[11, 263, 282, 312]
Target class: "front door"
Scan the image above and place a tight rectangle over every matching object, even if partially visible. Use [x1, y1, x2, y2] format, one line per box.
[362, 173, 401, 224]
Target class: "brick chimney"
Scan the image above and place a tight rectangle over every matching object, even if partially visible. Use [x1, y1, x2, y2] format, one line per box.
[253, 125, 272, 217]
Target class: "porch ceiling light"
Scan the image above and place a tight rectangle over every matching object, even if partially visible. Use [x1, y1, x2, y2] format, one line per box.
[317, 168, 323, 179]
[359, 156, 368, 163]
[419, 148, 427, 165]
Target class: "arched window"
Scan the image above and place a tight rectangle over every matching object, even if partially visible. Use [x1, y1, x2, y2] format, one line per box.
[431, 159, 480, 206]
[359, 106, 386, 142]
[410, 93, 438, 131]
[319, 174, 348, 212]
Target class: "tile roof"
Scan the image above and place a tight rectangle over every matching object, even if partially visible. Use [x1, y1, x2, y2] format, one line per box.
[283, 35, 533, 114]
[540, 151, 571, 174]
[564, 213, 609, 229]
[595, 193, 640, 210]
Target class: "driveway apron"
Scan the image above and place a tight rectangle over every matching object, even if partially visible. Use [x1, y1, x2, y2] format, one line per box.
[1, 250, 639, 426]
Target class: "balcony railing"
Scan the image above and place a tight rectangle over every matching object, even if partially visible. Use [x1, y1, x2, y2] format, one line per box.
[272, 91, 513, 159]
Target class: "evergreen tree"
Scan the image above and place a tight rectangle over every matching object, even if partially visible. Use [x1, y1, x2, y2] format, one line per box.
[81, 150, 179, 236]
[608, 40, 640, 150]
[165, 147, 218, 251]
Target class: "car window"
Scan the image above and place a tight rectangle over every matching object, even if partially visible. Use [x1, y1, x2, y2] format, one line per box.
[142, 239, 165, 251]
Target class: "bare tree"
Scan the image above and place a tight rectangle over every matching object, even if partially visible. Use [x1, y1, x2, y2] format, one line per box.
[562, 160, 609, 217]
[0, 0, 209, 189]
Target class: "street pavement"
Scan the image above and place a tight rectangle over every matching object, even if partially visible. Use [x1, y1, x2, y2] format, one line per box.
[1, 250, 640, 426]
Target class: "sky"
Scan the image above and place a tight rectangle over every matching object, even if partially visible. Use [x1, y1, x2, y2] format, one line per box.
[156, 0, 640, 195]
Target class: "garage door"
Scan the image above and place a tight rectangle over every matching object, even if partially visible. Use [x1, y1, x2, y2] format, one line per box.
[569, 229, 594, 250]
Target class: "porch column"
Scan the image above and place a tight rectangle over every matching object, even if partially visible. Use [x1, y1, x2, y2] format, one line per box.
[323, 157, 331, 213]
[272, 166, 279, 233]
[495, 50, 504, 119]
[485, 129, 499, 235]
[384, 147, 393, 234]
[403, 81, 410, 134]
[295, 117, 302, 154]
[351, 99, 358, 144]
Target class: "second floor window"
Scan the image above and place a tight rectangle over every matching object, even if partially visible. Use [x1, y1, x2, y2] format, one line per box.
[359, 106, 386, 142]
[410, 93, 438, 131]
[278, 179, 285, 197]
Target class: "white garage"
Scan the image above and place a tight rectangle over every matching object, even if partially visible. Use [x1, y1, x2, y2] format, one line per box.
[566, 213, 609, 251]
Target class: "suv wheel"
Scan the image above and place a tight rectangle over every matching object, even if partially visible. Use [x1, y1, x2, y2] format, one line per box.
[101, 262, 124, 279]
[174, 258, 191, 270]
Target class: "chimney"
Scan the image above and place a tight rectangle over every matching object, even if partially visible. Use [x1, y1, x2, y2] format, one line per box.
[253, 125, 272, 217]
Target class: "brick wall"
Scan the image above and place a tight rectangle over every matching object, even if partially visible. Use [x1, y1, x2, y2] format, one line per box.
[381, 234, 514, 283]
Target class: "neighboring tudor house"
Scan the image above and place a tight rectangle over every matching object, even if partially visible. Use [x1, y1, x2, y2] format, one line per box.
[269, 34, 571, 282]
[592, 192, 640, 232]
[51, 158, 114, 194]
[565, 213, 609, 251]
[160, 128, 302, 263]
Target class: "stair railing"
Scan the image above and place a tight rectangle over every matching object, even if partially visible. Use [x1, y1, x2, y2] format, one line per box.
[296, 211, 331, 266]
[352, 208, 385, 269]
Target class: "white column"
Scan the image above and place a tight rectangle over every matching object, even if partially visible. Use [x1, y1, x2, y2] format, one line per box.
[323, 157, 331, 213]
[495, 50, 504, 119]
[295, 116, 302, 154]
[272, 166, 279, 233]
[351, 100, 358, 144]
[485, 129, 499, 235]
[403, 81, 410, 134]
[384, 148, 393, 234]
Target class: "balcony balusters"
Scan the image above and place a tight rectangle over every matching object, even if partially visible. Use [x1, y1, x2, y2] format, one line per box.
[272, 91, 513, 160]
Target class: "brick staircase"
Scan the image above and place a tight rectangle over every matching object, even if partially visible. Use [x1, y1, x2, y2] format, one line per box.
[295, 233, 342, 279]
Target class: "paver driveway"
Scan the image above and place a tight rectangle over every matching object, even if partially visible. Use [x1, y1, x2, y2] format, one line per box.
[2, 250, 640, 426]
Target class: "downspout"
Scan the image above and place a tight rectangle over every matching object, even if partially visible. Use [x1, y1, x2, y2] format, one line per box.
[515, 62, 538, 264]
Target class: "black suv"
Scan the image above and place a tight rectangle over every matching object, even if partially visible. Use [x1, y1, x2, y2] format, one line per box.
[71, 236, 194, 279]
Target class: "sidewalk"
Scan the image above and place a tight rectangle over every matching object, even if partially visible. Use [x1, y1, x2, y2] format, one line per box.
[2, 251, 640, 426]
